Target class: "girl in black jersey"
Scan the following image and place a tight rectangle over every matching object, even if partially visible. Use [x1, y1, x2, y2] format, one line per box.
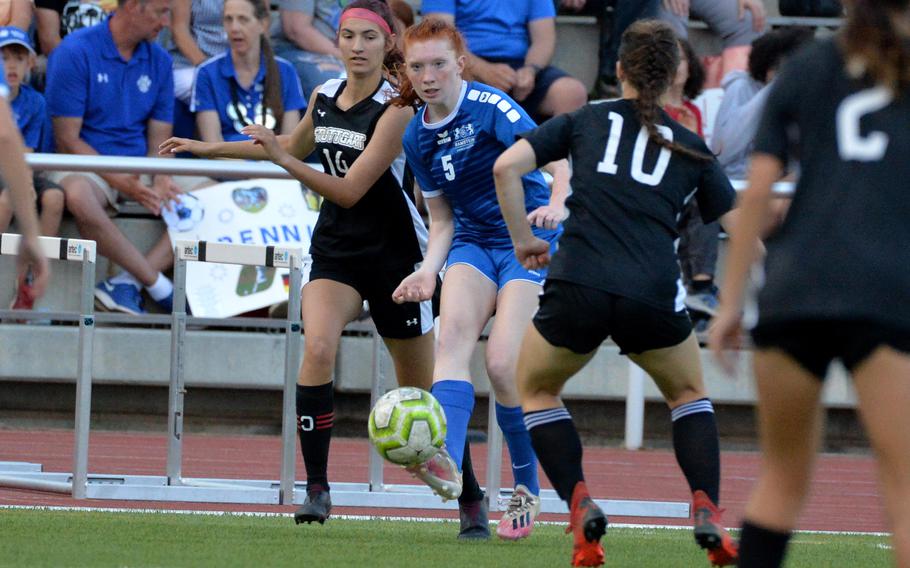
[711, 1, 910, 566]
[493, 21, 738, 567]
[160, 0, 435, 526]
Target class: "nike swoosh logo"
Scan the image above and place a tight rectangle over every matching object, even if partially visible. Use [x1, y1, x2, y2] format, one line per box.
[512, 462, 532, 469]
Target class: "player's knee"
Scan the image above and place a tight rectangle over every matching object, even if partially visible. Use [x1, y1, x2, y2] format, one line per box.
[303, 336, 339, 372]
[484, 351, 515, 389]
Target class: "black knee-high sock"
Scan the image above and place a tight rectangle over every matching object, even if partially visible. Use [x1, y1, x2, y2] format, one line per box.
[524, 407, 584, 503]
[671, 398, 720, 503]
[738, 520, 791, 568]
[458, 438, 484, 504]
[296, 382, 334, 492]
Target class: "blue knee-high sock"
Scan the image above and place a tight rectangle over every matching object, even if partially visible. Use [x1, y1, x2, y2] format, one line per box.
[431, 380, 475, 470]
[496, 402, 540, 495]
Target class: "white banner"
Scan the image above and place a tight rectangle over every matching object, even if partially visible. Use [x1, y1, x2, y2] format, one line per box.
[164, 178, 320, 318]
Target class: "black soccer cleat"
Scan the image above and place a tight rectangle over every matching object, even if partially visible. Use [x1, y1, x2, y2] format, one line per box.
[457, 495, 491, 540]
[294, 489, 332, 525]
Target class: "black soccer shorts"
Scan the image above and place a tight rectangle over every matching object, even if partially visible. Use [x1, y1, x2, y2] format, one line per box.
[533, 278, 693, 355]
[751, 319, 910, 380]
[308, 256, 438, 339]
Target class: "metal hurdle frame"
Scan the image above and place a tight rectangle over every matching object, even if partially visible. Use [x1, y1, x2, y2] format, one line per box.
[0, 155, 803, 518]
[0, 233, 97, 496]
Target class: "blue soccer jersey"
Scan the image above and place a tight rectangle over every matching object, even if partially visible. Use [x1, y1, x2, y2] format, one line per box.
[191, 52, 306, 142]
[403, 80, 557, 248]
[11, 85, 53, 152]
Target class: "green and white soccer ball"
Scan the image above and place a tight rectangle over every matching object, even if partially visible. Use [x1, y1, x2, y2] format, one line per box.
[368, 387, 447, 466]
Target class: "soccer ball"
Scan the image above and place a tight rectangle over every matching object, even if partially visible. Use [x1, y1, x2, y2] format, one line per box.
[368, 387, 447, 466]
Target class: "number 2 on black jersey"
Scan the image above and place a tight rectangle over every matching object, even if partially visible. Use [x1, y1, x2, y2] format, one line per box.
[596, 111, 673, 187]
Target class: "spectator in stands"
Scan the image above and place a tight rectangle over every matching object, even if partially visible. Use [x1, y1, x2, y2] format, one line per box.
[710, 27, 813, 180]
[0, 0, 32, 31]
[45, 0, 205, 315]
[35, 0, 116, 54]
[664, 38, 719, 338]
[557, 0, 659, 99]
[272, 0, 345, 100]
[191, 0, 305, 143]
[165, 0, 229, 103]
[0, 27, 62, 309]
[659, 0, 767, 86]
[422, 0, 587, 122]
[0, 62, 51, 310]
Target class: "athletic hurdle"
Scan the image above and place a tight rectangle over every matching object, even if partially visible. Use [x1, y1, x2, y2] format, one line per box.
[0, 154, 693, 519]
[0, 233, 97, 496]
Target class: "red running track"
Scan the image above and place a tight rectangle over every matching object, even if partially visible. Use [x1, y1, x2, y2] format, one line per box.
[0, 429, 887, 532]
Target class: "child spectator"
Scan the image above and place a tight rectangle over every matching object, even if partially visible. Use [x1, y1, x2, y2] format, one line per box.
[0, 27, 64, 310]
[191, 0, 305, 142]
[664, 37, 718, 340]
[710, 27, 814, 180]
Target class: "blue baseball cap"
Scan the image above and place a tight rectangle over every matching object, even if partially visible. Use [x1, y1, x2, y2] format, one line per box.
[0, 27, 35, 56]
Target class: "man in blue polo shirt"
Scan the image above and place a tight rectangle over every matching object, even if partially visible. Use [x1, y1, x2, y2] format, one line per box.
[422, 0, 587, 122]
[46, 0, 204, 315]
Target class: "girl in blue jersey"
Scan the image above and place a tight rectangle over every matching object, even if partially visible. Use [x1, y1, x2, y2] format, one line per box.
[161, 0, 435, 527]
[712, 1, 910, 566]
[191, 0, 306, 144]
[391, 18, 570, 541]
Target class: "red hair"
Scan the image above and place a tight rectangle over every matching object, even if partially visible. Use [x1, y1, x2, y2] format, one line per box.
[390, 17, 470, 108]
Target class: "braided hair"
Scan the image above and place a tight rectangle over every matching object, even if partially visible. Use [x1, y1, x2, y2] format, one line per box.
[619, 20, 711, 161]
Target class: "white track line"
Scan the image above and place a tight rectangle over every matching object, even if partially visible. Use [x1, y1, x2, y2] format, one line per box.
[0, 504, 892, 537]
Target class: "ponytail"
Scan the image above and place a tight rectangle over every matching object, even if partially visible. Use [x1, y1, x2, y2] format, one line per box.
[619, 20, 712, 162]
[260, 34, 285, 132]
[840, 0, 910, 92]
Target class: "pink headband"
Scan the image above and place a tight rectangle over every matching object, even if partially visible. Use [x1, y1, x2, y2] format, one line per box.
[339, 8, 392, 36]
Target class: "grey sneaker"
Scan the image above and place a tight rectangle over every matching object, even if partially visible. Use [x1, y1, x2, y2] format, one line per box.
[294, 489, 332, 525]
[458, 496, 491, 540]
[405, 446, 462, 501]
[496, 484, 541, 540]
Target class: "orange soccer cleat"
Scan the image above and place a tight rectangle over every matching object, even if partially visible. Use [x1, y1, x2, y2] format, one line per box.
[693, 490, 739, 566]
[566, 481, 607, 567]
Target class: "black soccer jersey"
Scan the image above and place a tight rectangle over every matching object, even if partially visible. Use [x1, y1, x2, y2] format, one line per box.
[307, 78, 427, 265]
[522, 99, 735, 312]
[754, 39, 910, 328]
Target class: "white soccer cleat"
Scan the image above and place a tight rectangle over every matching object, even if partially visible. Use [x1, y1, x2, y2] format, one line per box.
[405, 445, 462, 501]
[496, 484, 541, 540]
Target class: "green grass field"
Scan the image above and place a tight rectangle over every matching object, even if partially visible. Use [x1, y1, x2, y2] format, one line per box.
[0, 509, 892, 567]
